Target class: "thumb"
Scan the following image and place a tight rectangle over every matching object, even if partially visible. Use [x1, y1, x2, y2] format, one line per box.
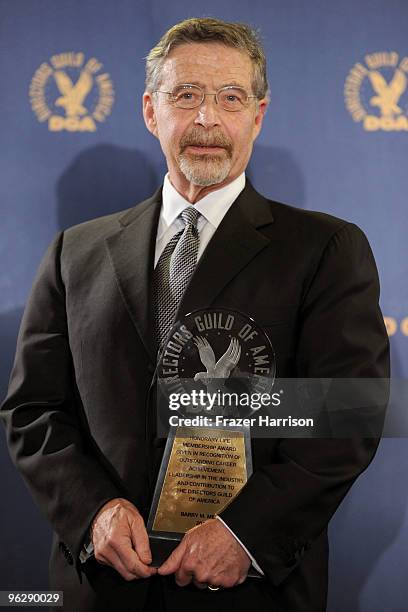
[158, 540, 186, 575]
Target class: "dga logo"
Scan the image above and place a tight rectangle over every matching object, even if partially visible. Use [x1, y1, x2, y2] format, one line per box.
[29, 52, 114, 132]
[344, 51, 408, 131]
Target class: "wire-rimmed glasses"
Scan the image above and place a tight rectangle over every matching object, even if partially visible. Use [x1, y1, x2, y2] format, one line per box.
[154, 84, 257, 112]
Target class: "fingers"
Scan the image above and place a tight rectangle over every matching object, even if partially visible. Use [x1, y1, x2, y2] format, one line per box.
[175, 565, 195, 587]
[176, 564, 243, 589]
[115, 535, 156, 579]
[193, 579, 208, 590]
[95, 547, 135, 581]
[129, 513, 153, 565]
[158, 540, 186, 576]
[92, 497, 156, 580]
[159, 544, 205, 587]
[95, 543, 154, 581]
[159, 520, 251, 589]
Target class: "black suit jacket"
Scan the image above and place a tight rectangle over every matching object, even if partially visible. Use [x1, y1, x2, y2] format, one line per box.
[1, 181, 389, 611]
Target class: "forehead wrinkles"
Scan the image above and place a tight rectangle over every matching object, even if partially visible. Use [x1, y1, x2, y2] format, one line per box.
[159, 45, 253, 89]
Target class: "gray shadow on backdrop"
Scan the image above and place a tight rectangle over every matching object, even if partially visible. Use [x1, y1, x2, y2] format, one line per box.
[57, 143, 166, 229]
[0, 144, 164, 589]
[250, 142, 406, 611]
[248, 143, 305, 208]
[2, 143, 401, 605]
[58, 142, 305, 229]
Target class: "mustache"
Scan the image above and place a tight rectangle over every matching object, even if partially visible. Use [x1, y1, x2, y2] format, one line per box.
[180, 129, 233, 154]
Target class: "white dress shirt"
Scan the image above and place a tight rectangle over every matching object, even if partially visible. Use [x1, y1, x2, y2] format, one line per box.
[156, 172, 264, 576]
[154, 172, 246, 267]
[82, 172, 264, 575]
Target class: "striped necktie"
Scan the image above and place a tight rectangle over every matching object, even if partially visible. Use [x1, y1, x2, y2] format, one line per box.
[153, 206, 201, 346]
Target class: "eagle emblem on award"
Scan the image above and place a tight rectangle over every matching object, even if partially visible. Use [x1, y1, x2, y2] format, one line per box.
[147, 309, 275, 568]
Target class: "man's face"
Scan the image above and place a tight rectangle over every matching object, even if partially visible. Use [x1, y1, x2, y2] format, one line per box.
[143, 42, 267, 192]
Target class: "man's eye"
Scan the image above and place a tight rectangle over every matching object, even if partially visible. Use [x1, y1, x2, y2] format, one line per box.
[173, 91, 198, 102]
[220, 90, 245, 105]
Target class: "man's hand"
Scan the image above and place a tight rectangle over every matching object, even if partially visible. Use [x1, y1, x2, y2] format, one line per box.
[158, 518, 251, 589]
[91, 498, 157, 581]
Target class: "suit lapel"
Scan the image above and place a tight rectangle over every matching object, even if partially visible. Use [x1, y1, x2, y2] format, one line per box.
[177, 180, 274, 318]
[105, 188, 162, 362]
[105, 181, 274, 360]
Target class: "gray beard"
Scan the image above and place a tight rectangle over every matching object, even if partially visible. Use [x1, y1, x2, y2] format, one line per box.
[178, 153, 232, 187]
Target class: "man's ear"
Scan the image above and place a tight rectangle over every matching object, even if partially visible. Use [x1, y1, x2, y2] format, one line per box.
[252, 98, 268, 141]
[143, 91, 158, 137]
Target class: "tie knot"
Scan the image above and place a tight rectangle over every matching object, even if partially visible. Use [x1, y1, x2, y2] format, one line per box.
[180, 206, 200, 228]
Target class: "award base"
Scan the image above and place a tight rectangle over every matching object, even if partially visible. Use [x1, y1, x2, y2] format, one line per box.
[147, 425, 261, 577]
[148, 308, 276, 581]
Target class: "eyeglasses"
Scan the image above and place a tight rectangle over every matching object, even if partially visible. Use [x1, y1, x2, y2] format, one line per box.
[153, 84, 257, 112]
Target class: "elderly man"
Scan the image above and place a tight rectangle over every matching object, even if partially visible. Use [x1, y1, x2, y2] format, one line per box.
[1, 17, 389, 612]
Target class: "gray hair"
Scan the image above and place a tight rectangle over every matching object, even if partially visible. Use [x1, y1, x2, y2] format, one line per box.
[145, 17, 269, 99]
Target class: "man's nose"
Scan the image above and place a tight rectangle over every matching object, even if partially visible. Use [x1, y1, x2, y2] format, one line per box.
[194, 94, 221, 128]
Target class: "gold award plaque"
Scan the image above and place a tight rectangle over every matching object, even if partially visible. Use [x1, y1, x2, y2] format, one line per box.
[152, 427, 247, 533]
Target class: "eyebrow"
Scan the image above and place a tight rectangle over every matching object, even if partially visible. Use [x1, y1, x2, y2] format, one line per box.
[174, 80, 248, 89]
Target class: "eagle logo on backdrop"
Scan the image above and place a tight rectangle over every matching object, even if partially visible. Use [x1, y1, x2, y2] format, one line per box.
[29, 52, 115, 132]
[344, 51, 408, 131]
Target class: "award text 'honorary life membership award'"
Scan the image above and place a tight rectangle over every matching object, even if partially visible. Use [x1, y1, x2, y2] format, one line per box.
[147, 309, 275, 570]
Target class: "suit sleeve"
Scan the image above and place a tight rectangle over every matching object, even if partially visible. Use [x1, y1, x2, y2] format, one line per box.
[0, 232, 123, 564]
[219, 222, 390, 586]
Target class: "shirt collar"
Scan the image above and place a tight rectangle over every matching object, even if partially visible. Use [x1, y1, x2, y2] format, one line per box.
[158, 172, 246, 239]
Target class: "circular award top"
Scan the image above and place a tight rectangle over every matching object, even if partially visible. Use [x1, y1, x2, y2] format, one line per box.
[156, 308, 276, 418]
